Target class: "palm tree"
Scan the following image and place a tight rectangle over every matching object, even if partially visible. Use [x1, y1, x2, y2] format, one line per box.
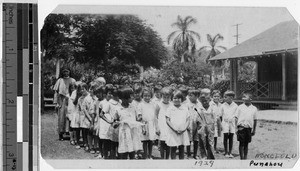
[199, 34, 227, 83]
[167, 15, 201, 63]
[199, 34, 227, 63]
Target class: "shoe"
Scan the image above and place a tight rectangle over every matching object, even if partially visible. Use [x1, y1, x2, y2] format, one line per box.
[229, 154, 234, 158]
[70, 140, 76, 146]
[225, 154, 230, 158]
[193, 156, 200, 160]
[96, 151, 100, 154]
[90, 150, 95, 154]
[95, 154, 103, 159]
[75, 145, 81, 149]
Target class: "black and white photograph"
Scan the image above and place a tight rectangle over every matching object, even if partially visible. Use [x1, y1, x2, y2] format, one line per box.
[39, 2, 299, 169]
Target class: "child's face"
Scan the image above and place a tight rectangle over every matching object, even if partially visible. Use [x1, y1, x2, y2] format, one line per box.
[213, 93, 220, 103]
[95, 91, 103, 99]
[134, 91, 142, 100]
[81, 87, 88, 95]
[63, 70, 70, 78]
[89, 88, 94, 95]
[154, 92, 161, 99]
[202, 99, 210, 109]
[189, 94, 198, 103]
[173, 96, 182, 106]
[106, 92, 113, 100]
[143, 91, 151, 103]
[162, 94, 170, 104]
[70, 85, 76, 92]
[224, 95, 233, 103]
[200, 92, 210, 101]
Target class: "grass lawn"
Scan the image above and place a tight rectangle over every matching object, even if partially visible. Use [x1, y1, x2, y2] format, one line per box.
[41, 109, 298, 160]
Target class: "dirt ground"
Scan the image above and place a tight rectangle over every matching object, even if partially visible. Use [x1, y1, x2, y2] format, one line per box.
[41, 109, 298, 160]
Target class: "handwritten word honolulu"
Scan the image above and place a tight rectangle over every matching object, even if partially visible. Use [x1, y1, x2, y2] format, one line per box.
[255, 153, 297, 159]
[250, 160, 283, 167]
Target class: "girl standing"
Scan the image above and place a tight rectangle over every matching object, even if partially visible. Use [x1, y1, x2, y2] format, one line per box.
[114, 87, 143, 159]
[98, 84, 114, 159]
[166, 91, 190, 160]
[102, 86, 122, 159]
[155, 87, 172, 159]
[137, 87, 158, 159]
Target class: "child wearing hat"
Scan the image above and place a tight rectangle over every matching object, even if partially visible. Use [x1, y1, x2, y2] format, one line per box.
[234, 92, 258, 160]
[220, 90, 238, 158]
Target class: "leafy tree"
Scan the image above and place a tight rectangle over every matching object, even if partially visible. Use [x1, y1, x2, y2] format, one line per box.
[167, 16, 201, 63]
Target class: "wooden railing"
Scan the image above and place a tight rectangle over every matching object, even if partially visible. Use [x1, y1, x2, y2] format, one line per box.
[238, 81, 282, 99]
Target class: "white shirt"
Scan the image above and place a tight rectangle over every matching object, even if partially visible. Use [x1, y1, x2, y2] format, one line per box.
[234, 103, 258, 128]
[220, 101, 238, 122]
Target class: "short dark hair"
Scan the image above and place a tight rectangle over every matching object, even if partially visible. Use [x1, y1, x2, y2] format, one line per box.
[188, 89, 200, 97]
[141, 87, 153, 97]
[173, 90, 184, 102]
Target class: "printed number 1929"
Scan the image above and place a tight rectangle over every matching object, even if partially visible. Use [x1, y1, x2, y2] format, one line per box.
[194, 160, 214, 167]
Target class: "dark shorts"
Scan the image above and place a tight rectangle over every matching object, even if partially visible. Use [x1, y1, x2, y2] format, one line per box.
[237, 126, 252, 143]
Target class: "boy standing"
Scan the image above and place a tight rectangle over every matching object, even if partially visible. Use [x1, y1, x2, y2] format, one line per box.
[220, 90, 238, 158]
[234, 93, 258, 160]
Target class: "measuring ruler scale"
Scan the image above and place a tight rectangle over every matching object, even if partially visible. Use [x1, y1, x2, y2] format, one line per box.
[2, 3, 39, 171]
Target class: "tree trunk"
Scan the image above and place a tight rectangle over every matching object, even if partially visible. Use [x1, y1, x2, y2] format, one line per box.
[180, 55, 184, 63]
[55, 59, 61, 79]
[139, 65, 144, 80]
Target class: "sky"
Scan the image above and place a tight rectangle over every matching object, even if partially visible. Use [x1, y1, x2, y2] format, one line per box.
[51, 5, 294, 50]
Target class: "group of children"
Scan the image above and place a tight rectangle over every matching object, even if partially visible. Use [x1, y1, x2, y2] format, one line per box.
[59, 77, 258, 160]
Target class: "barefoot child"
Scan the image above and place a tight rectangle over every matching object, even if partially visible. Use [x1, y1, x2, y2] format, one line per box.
[155, 87, 172, 159]
[166, 90, 190, 160]
[234, 92, 258, 160]
[220, 90, 238, 158]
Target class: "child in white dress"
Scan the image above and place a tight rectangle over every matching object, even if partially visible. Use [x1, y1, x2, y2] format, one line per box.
[166, 90, 190, 160]
[137, 87, 158, 159]
[98, 84, 114, 159]
[102, 86, 122, 159]
[113, 87, 143, 159]
[155, 87, 172, 159]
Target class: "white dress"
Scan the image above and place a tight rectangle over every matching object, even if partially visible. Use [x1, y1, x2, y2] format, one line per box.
[103, 99, 122, 142]
[137, 100, 157, 141]
[115, 105, 143, 153]
[69, 90, 80, 128]
[165, 105, 190, 147]
[98, 99, 111, 139]
[157, 102, 171, 141]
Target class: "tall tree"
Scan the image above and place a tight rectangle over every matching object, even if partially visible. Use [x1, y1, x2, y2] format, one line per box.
[167, 15, 201, 63]
[199, 34, 227, 63]
[199, 33, 227, 83]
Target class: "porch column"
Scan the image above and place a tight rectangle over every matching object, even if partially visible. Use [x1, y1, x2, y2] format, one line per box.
[230, 59, 238, 96]
[282, 53, 286, 100]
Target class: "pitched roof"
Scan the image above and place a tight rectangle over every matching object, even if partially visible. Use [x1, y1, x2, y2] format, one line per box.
[210, 20, 298, 61]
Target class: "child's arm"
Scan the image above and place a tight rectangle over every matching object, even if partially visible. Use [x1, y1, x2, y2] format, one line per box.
[154, 105, 160, 135]
[82, 99, 93, 122]
[252, 108, 258, 136]
[99, 103, 113, 124]
[166, 116, 179, 134]
[180, 114, 190, 134]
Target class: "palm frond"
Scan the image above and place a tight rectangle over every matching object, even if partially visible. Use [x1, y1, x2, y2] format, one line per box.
[212, 34, 224, 46]
[217, 45, 227, 51]
[189, 30, 201, 42]
[167, 30, 180, 44]
[206, 34, 214, 46]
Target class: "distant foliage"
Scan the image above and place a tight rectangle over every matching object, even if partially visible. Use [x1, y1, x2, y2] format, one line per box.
[210, 80, 230, 96]
[238, 61, 257, 82]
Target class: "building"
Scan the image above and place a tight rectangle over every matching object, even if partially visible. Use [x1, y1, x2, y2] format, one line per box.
[210, 20, 298, 109]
